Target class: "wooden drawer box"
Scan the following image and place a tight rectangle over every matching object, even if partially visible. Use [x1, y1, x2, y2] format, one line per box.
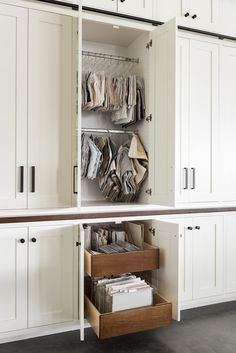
[84, 243, 159, 277]
[85, 294, 172, 339]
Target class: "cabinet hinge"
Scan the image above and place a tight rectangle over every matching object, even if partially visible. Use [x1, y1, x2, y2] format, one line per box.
[145, 114, 152, 122]
[149, 228, 156, 236]
[145, 188, 152, 196]
[146, 39, 153, 49]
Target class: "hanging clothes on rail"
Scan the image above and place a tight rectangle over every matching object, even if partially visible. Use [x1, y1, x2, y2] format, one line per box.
[82, 71, 146, 127]
[81, 133, 148, 202]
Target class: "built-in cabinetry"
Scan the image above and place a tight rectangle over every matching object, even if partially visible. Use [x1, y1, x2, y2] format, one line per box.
[0, 3, 75, 210]
[0, 224, 78, 334]
[224, 214, 236, 294]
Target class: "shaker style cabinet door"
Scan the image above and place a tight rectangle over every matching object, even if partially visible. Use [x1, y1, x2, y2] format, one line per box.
[82, 0, 117, 11]
[220, 0, 236, 38]
[192, 217, 224, 299]
[0, 4, 27, 209]
[28, 10, 73, 209]
[224, 215, 236, 294]
[28, 225, 75, 327]
[154, 0, 189, 25]
[219, 45, 236, 202]
[117, 0, 153, 19]
[0, 228, 28, 333]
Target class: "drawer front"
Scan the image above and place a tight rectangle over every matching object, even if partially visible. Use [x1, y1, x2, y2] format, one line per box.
[85, 295, 172, 339]
[85, 245, 159, 277]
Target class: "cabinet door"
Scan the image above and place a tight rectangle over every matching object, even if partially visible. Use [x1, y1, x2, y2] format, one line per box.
[192, 216, 223, 299]
[224, 215, 236, 294]
[28, 10, 73, 209]
[154, 0, 190, 26]
[118, 0, 153, 19]
[0, 227, 27, 333]
[82, 0, 117, 11]
[152, 220, 181, 321]
[190, 0, 219, 31]
[28, 225, 75, 327]
[188, 39, 219, 203]
[220, 0, 236, 37]
[219, 45, 236, 202]
[0, 4, 27, 209]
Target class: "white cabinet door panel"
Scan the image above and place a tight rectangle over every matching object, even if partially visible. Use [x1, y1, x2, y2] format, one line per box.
[29, 225, 75, 327]
[220, 0, 236, 37]
[82, 0, 117, 11]
[0, 4, 27, 209]
[219, 45, 236, 202]
[190, 0, 219, 31]
[224, 215, 236, 294]
[28, 10, 73, 209]
[154, 0, 189, 25]
[0, 228, 27, 333]
[188, 40, 219, 202]
[192, 217, 223, 299]
[118, 0, 153, 19]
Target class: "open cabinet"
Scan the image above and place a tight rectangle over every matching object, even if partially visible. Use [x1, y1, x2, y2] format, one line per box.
[80, 217, 181, 339]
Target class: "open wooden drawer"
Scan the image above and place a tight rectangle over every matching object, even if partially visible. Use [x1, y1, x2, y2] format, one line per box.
[85, 294, 172, 339]
[84, 243, 159, 277]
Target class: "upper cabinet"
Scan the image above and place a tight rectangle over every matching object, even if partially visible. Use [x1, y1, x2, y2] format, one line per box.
[82, 0, 117, 12]
[117, 0, 153, 19]
[0, 4, 76, 210]
[220, 0, 236, 37]
[154, 0, 219, 32]
[82, 0, 153, 18]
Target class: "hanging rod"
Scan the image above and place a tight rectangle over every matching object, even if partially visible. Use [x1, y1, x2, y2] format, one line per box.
[82, 51, 139, 64]
[81, 128, 138, 135]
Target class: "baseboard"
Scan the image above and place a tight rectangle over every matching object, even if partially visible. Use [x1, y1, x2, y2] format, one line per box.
[0, 320, 90, 344]
[181, 293, 236, 310]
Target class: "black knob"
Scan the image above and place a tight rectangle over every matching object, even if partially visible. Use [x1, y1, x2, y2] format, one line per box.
[31, 237, 37, 243]
[192, 14, 197, 19]
[120, 0, 125, 2]
[187, 227, 193, 230]
[184, 12, 190, 17]
[20, 238, 25, 244]
[195, 226, 201, 230]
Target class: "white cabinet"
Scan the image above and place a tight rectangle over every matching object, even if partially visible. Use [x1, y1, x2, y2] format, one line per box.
[220, 0, 236, 37]
[0, 227, 28, 333]
[219, 44, 236, 202]
[224, 215, 236, 294]
[178, 37, 218, 203]
[0, 5, 75, 210]
[82, 0, 117, 12]
[154, 0, 219, 31]
[29, 225, 76, 327]
[117, 0, 153, 19]
[0, 4, 27, 209]
[28, 10, 73, 209]
[149, 21, 218, 206]
[0, 224, 77, 334]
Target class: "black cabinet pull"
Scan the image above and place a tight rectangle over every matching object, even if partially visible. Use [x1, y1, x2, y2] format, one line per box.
[184, 168, 188, 190]
[20, 238, 25, 244]
[73, 166, 78, 194]
[31, 237, 37, 243]
[19, 166, 24, 193]
[187, 227, 193, 230]
[184, 12, 190, 17]
[195, 226, 201, 230]
[192, 14, 197, 19]
[31, 166, 36, 193]
[191, 168, 196, 190]
[120, 0, 126, 2]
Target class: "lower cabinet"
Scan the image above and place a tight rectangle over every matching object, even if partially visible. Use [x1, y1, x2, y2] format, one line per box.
[0, 224, 78, 334]
[84, 219, 182, 339]
[224, 215, 236, 294]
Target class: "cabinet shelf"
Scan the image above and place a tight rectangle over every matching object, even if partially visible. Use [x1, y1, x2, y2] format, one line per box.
[84, 243, 159, 278]
[85, 294, 172, 339]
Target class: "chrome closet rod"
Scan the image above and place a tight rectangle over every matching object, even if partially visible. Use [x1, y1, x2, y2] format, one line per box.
[81, 128, 138, 135]
[82, 51, 139, 64]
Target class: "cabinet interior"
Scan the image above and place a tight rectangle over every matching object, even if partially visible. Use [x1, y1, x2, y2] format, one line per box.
[80, 19, 152, 208]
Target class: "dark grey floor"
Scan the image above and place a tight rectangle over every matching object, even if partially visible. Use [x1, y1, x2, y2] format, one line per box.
[1, 301, 236, 353]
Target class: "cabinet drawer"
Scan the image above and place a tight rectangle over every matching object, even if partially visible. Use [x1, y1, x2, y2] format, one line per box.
[84, 243, 159, 277]
[85, 294, 172, 339]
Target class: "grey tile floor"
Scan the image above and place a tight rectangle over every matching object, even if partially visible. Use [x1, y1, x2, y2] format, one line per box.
[1, 301, 236, 353]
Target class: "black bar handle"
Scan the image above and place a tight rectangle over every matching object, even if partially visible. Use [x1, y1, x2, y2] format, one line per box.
[184, 168, 188, 190]
[191, 168, 196, 190]
[192, 14, 197, 19]
[73, 166, 78, 195]
[184, 12, 190, 17]
[20, 166, 24, 193]
[31, 166, 36, 193]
